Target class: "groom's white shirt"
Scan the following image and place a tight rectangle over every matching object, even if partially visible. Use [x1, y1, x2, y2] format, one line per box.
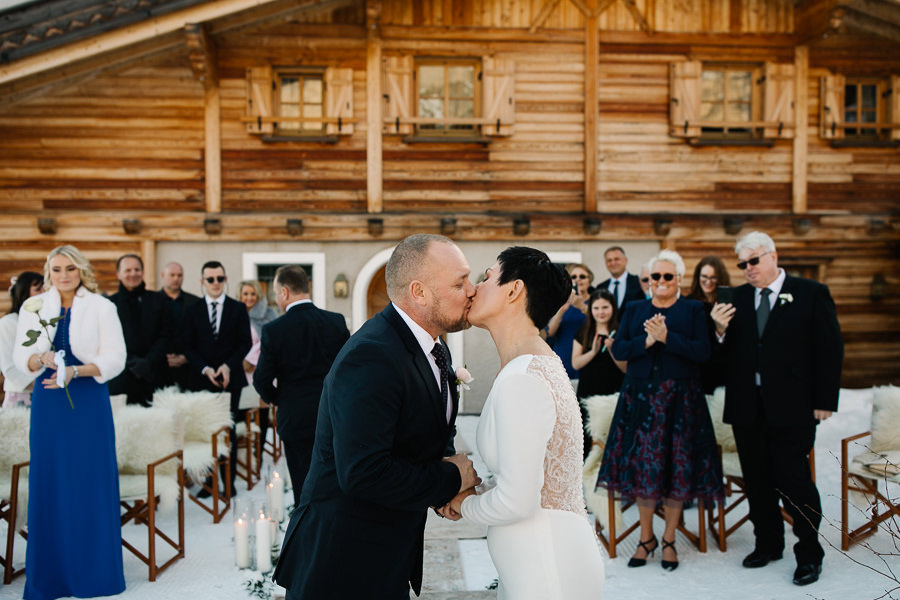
[392, 302, 451, 421]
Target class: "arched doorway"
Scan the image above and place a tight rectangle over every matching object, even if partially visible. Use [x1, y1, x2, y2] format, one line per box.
[366, 265, 389, 320]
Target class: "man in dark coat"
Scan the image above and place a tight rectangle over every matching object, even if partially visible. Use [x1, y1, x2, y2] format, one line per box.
[713, 231, 843, 587]
[156, 261, 199, 390]
[596, 246, 645, 309]
[108, 254, 171, 406]
[273, 234, 480, 600]
[254, 265, 350, 506]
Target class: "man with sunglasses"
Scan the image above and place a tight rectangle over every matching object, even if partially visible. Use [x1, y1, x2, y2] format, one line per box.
[182, 260, 252, 498]
[711, 231, 843, 587]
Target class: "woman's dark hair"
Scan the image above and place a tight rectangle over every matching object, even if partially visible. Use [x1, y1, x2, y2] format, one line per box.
[496, 246, 570, 330]
[578, 289, 619, 347]
[8, 271, 44, 315]
[689, 255, 731, 303]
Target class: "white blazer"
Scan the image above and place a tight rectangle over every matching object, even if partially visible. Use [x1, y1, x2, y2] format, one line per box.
[13, 286, 126, 384]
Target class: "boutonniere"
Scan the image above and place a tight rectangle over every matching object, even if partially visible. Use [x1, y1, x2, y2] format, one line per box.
[455, 366, 474, 391]
[778, 293, 794, 305]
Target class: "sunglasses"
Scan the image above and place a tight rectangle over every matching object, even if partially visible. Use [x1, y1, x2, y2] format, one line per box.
[640, 277, 650, 283]
[571, 274, 589, 280]
[205, 276, 226, 284]
[699, 275, 718, 283]
[737, 251, 771, 270]
[650, 273, 676, 282]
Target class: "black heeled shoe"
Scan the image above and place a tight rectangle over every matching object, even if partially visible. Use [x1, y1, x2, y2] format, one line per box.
[627, 535, 658, 568]
[661, 537, 678, 571]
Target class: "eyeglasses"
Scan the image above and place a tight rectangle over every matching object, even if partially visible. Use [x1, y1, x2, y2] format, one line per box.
[699, 275, 718, 283]
[205, 276, 226, 284]
[650, 273, 676, 282]
[737, 251, 770, 270]
[571, 274, 589, 280]
[640, 277, 650, 283]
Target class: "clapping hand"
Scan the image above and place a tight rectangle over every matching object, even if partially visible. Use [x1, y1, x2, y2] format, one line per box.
[644, 314, 668, 345]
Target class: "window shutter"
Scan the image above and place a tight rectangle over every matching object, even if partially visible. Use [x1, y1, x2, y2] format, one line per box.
[819, 74, 845, 140]
[762, 62, 795, 139]
[383, 56, 414, 135]
[482, 56, 515, 136]
[890, 75, 900, 141]
[325, 67, 354, 135]
[246, 66, 273, 135]
[669, 61, 702, 138]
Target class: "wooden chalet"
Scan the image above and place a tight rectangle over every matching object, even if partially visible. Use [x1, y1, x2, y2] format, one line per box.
[0, 0, 897, 403]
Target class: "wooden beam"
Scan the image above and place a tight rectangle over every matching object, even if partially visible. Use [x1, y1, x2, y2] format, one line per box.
[584, 3, 599, 213]
[142, 239, 156, 290]
[204, 84, 222, 214]
[833, 7, 900, 42]
[793, 45, 809, 215]
[622, 0, 651, 32]
[529, 0, 562, 34]
[184, 23, 219, 90]
[366, 0, 383, 214]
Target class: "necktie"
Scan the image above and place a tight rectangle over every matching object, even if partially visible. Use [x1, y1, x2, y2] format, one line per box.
[210, 301, 219, 339]
[430, 343, 450, 422]
[612, 280, 620, 307]
[756, 288, 772, 337]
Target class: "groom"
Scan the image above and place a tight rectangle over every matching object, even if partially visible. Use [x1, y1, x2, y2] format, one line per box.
[274, 234, 480, 599]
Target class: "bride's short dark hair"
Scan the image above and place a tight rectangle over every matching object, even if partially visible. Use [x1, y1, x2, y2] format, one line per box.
[497, 247, 570, 330]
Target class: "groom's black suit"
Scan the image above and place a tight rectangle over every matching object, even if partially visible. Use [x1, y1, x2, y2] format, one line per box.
[720, 275, 843, 565]
[273, 303, 462, 599]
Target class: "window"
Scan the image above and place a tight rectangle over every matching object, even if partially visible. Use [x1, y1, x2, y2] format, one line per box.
[275, 70, 324, 134]
[844, 79, 889, 139]
[415, 59, 478, 135]
[700, 65, 760, 138]
[820, 74, 899, 143]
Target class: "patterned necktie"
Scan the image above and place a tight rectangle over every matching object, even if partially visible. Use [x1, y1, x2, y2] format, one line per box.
[430, 343, 450, 422]
[756, 288, 772, 337]
[210, 300, 219, 339]
[612, 279, 620, 307]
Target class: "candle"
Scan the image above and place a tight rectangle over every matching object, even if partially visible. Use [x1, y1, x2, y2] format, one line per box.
[234, 518, 250, 568]
[255, 512, 272, 572]
[270, 471, 285, 522]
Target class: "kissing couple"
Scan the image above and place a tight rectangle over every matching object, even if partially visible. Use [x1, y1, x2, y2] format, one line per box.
[274, 234, 604, 599]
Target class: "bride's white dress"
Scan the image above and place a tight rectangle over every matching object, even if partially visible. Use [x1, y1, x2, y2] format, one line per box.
[460, 354, 605, 599]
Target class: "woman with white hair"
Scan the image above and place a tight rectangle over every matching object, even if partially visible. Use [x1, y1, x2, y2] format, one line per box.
[595, 249, 722, 572]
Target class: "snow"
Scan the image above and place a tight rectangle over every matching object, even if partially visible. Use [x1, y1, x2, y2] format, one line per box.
[1, 387, 897, 600]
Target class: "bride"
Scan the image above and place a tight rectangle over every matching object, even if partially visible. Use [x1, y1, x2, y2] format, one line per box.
[441, 246, 605, 599]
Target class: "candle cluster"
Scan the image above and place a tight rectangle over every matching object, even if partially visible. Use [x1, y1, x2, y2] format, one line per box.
[233, 468, 286, 572]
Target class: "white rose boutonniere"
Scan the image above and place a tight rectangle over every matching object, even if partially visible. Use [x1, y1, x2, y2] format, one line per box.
[455, 366, 474, 391]
[778, 293, 794, 305]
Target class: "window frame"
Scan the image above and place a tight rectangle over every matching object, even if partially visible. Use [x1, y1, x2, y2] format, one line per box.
[699, 63, 764, 140]
[843, 77, 891, 141]
[273, 67, 327, 136]
[413, 57, 482, 138]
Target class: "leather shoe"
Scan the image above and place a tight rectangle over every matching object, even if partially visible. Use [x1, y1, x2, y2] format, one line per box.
[742, 549, 783, 568]
[792, 563, 822, 586]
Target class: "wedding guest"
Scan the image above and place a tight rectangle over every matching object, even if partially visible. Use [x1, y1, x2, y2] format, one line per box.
[571, 289, 626, 457]
[639, 262, 652, 299]
[0, 272, 43, 407]
[545, 263, 591, 379]
[108, 254, 171, 406]
[13, 245, 126, 600]
[157, 261, 200, 389]
[688, 255, 732, 393]
[239, 280, 277, 456]
[597, 246, 645, 309]
[596, 249, 722, 572]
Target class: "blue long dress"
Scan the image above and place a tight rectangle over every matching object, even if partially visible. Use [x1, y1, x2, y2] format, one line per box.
[25, 307, 125, 600]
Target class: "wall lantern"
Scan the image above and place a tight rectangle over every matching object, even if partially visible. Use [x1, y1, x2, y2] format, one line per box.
[583, 217, 602, 235]
[203, 218, 222, 235]
[870, 273, 887, 302]
[440, 217, 457, 237]
[368, 218, 384, 237]
[122, 219, 141, 235]
[286, 218, 303, 236]
[654, 218, 673, 237]
[723, 217, 743, 235]
[513, 216, 530, 236]
[37, 218, 58, 235]
[792, 218, 812, 236]
[333, 273, 349, 298]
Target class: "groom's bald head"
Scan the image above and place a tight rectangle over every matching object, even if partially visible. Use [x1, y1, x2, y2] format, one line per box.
[385, 234, 453, 301]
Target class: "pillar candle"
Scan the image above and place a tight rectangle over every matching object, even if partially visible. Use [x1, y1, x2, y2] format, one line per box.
[234, 518, 250, 568]
[270, 471, 285, 522]
[255, 512, 272, 572]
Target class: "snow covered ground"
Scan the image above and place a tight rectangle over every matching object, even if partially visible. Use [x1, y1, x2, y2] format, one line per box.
[1, 387, 897, 600]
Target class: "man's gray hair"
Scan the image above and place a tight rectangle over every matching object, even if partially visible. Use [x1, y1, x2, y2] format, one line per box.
[735, 231, 776, 255]
[648, 249, 686, 277]
[385, 234, 454, 301]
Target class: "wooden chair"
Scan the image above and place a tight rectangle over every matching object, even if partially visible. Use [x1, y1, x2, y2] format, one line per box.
[114, 405, 185, 581]
[153, 386, 233, 523]
[582, 393, 708, 558]
[262, 404, 282, 463]
[705, 387, 816, 551]
[841, 385, 900, 551]
[0, 407, 29, 584]
[235, 407, 262, 490]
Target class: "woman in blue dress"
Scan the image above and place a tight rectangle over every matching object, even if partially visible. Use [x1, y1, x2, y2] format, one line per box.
[595, 249, 722, 572]
[14, 245, 127, 600]
[544, 263, 593, 378]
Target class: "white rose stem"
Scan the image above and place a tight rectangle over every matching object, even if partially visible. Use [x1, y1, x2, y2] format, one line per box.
[234, 517, 250, 568]
[255, 511, 272, 572]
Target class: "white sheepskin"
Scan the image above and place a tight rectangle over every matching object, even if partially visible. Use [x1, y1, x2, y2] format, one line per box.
[581, 394, 625, 534]
[114, 405, 181, 512]
[869, 385, 900, 453]
[0, 407, 30, 529]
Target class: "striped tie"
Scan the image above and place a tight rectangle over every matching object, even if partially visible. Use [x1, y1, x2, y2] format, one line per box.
[210, 301, 219, 339]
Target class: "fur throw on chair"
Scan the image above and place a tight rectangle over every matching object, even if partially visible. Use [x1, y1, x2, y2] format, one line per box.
[0, 407, 30, 530]
[869, 385, 900, 454]
[581, 393, 625, 534]
[152, 386, 232, 481]
[113, 405, 180, 513]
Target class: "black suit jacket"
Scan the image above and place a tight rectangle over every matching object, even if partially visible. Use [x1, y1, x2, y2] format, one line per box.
[181, 295, 252, 396]
[598, 273, 645, 307]
[721, 276, 843, 427]
[273, 303, 462, 599]
[108, 283, 172, 399]
[253, 302, 350, 443]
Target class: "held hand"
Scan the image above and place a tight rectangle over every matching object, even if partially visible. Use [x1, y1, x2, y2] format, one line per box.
[41, 366, 73, 389]
[205, 367, 222, 388]
[215, 364, 231, 389]
[814, 410, 833, 421]
[449, 487, 477, 515]
[444, 454, 481, 492]
[39, 351, 56, 370]
[167, 353, 187, 368]
[436, 503, 462, 521]
[711, 303, 736, 335]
